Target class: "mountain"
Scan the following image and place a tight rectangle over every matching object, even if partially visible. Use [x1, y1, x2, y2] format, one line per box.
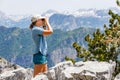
[0, 26, 96, 68]
[62, 8, 120, 17]
[0, 8, 120, 31]
[8, 15, 31, 22]
[42, 9, 58, 17]
[0, 11, 16, 27]
[0, 8, 120, 68]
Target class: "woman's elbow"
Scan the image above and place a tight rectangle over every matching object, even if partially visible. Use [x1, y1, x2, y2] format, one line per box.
[48, 30, 53, 35]
[51, 30, 53, 34]
[43, 30, 53, 36]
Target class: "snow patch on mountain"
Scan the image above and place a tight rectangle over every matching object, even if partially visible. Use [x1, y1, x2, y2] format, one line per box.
[62, 9, 109, 18]
[8, 15, 31, 22]
[1, 8, 118, 22]
[42, 9, 58, 17]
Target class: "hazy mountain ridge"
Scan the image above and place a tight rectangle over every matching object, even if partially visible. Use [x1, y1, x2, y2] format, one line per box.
[0, 8, 120, 31]
[0, 7, 120, 68]
[0, 26, 95, 68]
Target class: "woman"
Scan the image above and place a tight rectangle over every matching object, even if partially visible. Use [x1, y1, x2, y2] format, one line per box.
[29, 15, 53, 77]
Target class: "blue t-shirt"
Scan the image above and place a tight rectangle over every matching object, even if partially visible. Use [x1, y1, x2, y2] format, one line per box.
[32, 26, 47, 56]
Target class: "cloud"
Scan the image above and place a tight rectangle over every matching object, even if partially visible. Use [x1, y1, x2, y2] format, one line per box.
[0, 0, 117, 15]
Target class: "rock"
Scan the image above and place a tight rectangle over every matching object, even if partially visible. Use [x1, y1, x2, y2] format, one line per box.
[51, 61, 73, 80]
[33, 61, 116, 80]
[115, 73, 120, 80]
[0, 68, 33, 80]
[0, 57, 33, 80]
[32, 74, 48, 80]
[32, 61, 73, 80]
[62, 61, 116, 80]
[0, 57, 21, 74]
[0, 57, 116, 80]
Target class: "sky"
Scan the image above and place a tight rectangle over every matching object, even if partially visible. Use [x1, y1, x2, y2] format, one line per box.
[0, 0, 119, 15]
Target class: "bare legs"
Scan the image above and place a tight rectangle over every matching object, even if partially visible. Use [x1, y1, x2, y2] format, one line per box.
[33, 64, 47, 77]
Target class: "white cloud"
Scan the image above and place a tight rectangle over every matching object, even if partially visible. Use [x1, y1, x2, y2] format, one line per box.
[0, 0, 118, 15]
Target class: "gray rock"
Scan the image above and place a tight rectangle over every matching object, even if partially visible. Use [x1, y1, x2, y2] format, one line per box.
[0, 57, 33, 80]
[52, 61, 73, 80]
[0, 57, 116, 80]
[62, 61, 116, 80]
[32, 74, 48, 80]
[33, 61, 116, 80]
[0, 57, 21, 74]
[0, 68, 33, 80]
[32, 61, 73, 80]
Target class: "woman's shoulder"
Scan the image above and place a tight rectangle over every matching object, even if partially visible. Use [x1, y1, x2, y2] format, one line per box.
[32, 26, 43, 30]
[32, 26, 44, 35]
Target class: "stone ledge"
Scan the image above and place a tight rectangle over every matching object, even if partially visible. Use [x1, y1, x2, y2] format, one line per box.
[33, 61, 116, 80]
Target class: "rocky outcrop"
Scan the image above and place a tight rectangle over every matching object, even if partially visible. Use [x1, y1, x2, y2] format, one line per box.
[33, 61, 73, 80]
[0, 57, 116, 80]
[33, 61, 116, 80]
[0, 57, 33, 80]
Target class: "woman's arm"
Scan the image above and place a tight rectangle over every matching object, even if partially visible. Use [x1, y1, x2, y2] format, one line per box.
[43, 18, 53, 36]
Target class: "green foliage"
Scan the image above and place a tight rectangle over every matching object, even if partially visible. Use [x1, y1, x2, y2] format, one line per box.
[0, 57, 2, 60]
[65, 56, 76, 64]
[66, 1, 120, 77]
[117, 0, 120, 6]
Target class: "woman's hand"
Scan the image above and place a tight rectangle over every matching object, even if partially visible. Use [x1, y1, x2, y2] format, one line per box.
[42, 17, 53, 36]
[44, 17, 49, 23]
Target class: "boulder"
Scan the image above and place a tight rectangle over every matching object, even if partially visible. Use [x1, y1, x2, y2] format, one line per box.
[32, 61, 73, 80]
[0, 57, 33, 80]
[0, 57, 116, 80]
[62, 61, 116, 80]
[32, 74, 48, 80]
[33, 61, 116, 80]
[0, 57, 21, 74]
[0, 68, 33, 80]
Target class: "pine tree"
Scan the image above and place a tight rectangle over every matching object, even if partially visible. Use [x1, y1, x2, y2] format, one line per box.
[65, 0, 120, 77]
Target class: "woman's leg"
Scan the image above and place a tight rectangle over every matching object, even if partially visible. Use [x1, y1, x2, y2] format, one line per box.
[43, 63, 47, 72]
[33, 63, 47, 77]
[33, 64, 43, 77]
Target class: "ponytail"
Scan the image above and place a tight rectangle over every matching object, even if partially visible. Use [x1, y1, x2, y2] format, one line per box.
[29, 21, 36, 29]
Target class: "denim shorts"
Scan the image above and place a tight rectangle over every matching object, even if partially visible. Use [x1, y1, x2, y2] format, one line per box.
[33, 52, 47, 64]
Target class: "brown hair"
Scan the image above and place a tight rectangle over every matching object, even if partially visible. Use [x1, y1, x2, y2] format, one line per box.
[29, 21, 37, 29]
